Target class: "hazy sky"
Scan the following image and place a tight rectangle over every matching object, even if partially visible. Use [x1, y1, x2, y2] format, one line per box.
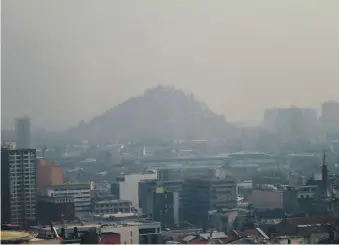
[2, 0, 339, 130]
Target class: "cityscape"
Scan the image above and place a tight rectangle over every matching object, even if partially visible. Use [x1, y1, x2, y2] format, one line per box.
[1, 1, 339, 244]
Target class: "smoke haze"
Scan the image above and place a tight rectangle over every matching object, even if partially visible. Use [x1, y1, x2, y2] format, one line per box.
[2, 0, 339, 130]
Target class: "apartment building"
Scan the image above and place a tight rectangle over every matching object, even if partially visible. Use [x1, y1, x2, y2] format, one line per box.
[1, 147, 37, 226]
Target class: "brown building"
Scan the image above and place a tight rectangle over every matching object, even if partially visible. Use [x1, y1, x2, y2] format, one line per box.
[37, 159, 63, 193]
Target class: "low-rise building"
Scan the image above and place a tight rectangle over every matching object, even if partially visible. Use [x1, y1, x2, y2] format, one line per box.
[93, 199, 132, 215]
[44, 183, 91, 213]
[248, 188, 284, 210]
[100, 220, 162, 244]
[36, 196, 75, 225]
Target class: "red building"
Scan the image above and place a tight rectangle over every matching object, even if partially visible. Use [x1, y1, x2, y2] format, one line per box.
[37, 159, 63, 193]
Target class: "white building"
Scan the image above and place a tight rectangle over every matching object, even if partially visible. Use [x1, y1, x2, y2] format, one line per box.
[2, 148, 37, 225]
[44, 183, 91, 213]
[100, 220, 161, 244]
[112, 172, 157, 208]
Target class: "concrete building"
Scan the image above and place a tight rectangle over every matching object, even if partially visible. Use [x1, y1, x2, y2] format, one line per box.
[37, 159, 63, 193]
[247, 189, 284, 210]
[138, 179, 182, 226]
[263, 107, 318, 141]
[15, 116, 31, 149]
[44, 183, 91, 213]
[93, 199, 132, 215]
[1, 147, 37, 226]
[100, 220, 162, 244]
[321, 101, 339, 136]
[152, 189, 180, 227]
[182, 177, 237, 228]
[36, 195, 75, 225]
[111, 172, 157, 208]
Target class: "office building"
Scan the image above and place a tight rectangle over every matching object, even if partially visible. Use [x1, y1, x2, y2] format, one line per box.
[182, 177, 237, 228]
[111, 172, 157, 208]
[15, 116, 31, 149]
[37, 159, 63, 193]
[152, 189, 180, 227]
[36, 196, 75, 225]
[44, 183, 91, 213]
[93, 199, 132, 215]
[1, 147, 37, 226]
[139, 179, 182, 227]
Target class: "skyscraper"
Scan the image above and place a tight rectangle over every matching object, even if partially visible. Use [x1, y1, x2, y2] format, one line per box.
[321, 101, 339, 136]
[15, 116, 31, 149]
[1, 146, 37, 226]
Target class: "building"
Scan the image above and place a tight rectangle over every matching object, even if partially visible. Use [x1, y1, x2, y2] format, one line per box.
[15, 116, 31, 149]
[36, 196, 75, 225]
[93, 199, 132, 215]
[1, 147, 37, 226]
[37, 159, 63, 193]
[263, 107, 317, 141]
[100, 220, 162, 244]
[152, 189, 180, 227]
[138, 179, 182, 225]
[182, 177, 237, 228]
[247, 188, 284, 210]
[111, 172, 157, 208]
[321, 101, 339, 136]
[44, 183, 91, 213]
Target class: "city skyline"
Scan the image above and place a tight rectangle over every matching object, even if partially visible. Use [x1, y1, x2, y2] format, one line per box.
[2, 0, 339, 130]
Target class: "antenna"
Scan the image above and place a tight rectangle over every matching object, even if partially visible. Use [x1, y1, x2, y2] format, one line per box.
[323, 150, 326, 166]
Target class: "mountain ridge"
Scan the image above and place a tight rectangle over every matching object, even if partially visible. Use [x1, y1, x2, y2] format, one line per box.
[66, 85, 232, 141]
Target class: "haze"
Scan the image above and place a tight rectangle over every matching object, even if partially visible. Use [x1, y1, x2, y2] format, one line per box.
[2, 0, 339, 131]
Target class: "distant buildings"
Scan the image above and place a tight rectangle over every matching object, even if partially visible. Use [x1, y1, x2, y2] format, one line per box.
[321, 101, 339, 137]
[263, 107, 318, 141]
[248, 189, 284, 210]
[1, 146, 37, 226]
[181, 177, 237, 228]
[14, 116, 31, 149]
[37, 159, 63, 193]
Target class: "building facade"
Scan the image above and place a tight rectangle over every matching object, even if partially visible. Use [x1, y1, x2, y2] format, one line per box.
[111, 172, 157, 208]
[36, 196, 75, 225]
[1, 147, 37, 226]
[322, 101, 339, 136]
[37, 159, 63, 193]
[182, 177, 237, 228]
[44, 183, 91, 213]
[93, 199, 132, 215]
[15, 116, 31, 149]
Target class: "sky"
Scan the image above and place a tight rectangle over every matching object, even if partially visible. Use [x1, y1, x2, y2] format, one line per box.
[2, 0, 339, 131]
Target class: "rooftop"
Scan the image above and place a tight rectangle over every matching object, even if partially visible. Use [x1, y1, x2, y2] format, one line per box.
[0, 231, 31, 242]
[95, 199, 131, 205]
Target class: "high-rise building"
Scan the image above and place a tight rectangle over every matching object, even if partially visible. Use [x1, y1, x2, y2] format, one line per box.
[182, 177, 237, 228]
[263, 107, 318, 140]
[15, 116, 31, 149]
[321, 101, 339, 136]
[37, 159, 63, 193]
[1, 147, 37, 226]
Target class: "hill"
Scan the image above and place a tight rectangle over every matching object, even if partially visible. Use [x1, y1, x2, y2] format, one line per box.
[66, 85, 232, 141]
